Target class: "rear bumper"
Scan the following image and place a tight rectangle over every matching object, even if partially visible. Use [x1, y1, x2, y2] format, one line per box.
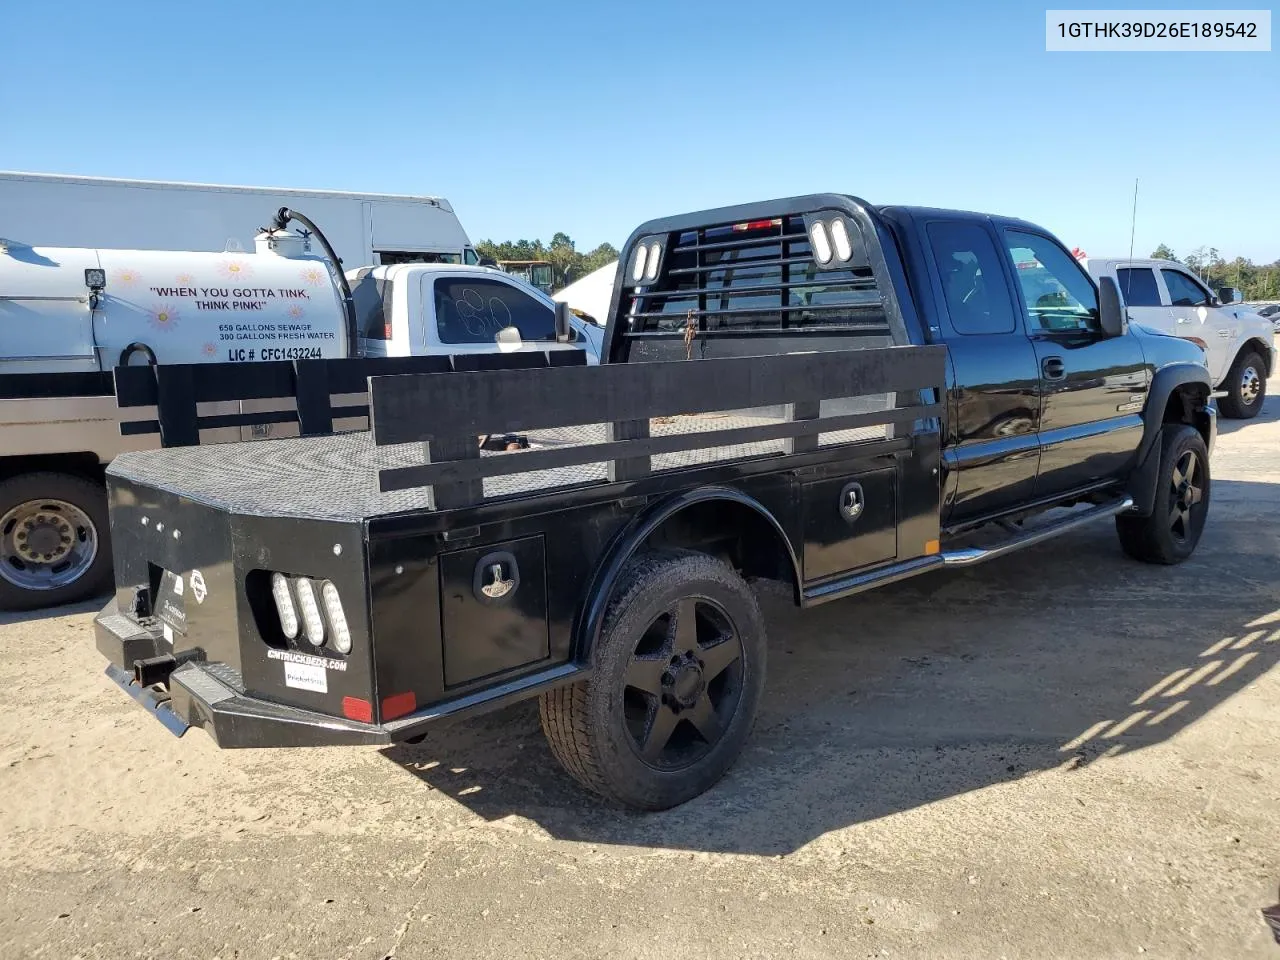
[95, 600, 388, 747]
[94, 599, 588, 748]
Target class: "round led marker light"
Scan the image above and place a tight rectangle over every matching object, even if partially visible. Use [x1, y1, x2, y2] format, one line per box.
[809, 220, 833, 264]
[294, 577, 325, 646]
[631, 244, 649, 282]
[830, 218, 853, 262]
[644, 241, 661, 280]
[321, 580, 352, 654]
[271, 572, 299, 640]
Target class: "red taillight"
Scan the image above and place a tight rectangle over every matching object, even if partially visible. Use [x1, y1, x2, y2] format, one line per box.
[731, 218, 782, 232]
[342, 696, 372, 723]
[382, 692, 417, 721]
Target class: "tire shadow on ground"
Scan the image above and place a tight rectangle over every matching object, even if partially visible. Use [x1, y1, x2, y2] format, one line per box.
[383, 476, 1280, 854]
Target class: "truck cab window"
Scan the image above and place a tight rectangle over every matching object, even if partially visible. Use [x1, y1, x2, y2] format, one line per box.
[925, 221, 1017, 335]
[1161, 269, 1211, 307]
[1004, 231, 1099, 334]
[434, 278, 555, 344]
[1117, 267, 1162, 307]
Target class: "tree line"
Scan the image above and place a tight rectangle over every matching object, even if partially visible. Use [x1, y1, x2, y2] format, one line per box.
[1149, 244, 1280, 301]
[475, 234, 618, 291]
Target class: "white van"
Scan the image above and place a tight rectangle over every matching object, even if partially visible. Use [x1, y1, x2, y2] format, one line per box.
[1083, 257, 1275, 418]
[0, 171, 477, 269]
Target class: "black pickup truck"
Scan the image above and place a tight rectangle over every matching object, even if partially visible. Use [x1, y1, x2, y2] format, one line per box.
[95, 193, 1215, 810]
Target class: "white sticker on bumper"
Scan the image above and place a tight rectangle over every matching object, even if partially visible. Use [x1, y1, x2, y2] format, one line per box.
[283, 661, 328, 693]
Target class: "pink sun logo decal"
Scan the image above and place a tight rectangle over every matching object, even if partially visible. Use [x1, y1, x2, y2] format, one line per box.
[218, 259, 252, 280]
[299, 265, 326, 286]
[149, 304, 180, 332]
[113, 267, 142, 287]
[287, 304, 305, 320]
[202, 342, 217, 357]
[176, 272, 196, 285]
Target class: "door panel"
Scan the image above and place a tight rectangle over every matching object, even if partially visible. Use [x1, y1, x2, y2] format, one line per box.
[1029, 332, 1146, 494]
[1160, 268, 1228, 382]
[945, 336, 1042, 520]
[1003, 231, 1148, 498]
[920, 218, 1041, 526]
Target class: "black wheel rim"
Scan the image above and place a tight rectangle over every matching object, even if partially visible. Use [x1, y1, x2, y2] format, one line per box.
[1169, 449, 1205, 543]
[622, 596, 745, 771]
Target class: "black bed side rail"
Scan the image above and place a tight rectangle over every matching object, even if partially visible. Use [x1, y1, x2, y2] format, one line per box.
[370, 344, 947, 508]
[0, 370, 115, 400]
[113, 351, 586, 448]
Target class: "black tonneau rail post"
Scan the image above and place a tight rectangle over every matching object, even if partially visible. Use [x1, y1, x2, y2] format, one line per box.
[369, 346, 948, 504]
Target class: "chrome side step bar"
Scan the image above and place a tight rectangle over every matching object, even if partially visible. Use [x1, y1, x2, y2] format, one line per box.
[942, 496, 1134, 568]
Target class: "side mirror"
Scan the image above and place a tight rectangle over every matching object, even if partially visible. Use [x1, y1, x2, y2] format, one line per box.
[1098, 276, 1128, 337]
[495, 326, 523, 353]
[554, 301, 572, 342]
[1217, 287, 1244, 305]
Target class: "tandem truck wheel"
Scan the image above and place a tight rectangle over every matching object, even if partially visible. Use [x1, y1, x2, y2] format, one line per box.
[1116, 425, 1210, 565]
[539, 550, 767, 810]
[0, 472, 112, 611]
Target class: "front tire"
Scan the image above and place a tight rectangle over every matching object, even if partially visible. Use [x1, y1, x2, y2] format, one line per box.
[1116, 425, 1210, 564]
[0, 472, 112, 611]
[539, 550, 767, 810]
[1219, 349, 1266, 419]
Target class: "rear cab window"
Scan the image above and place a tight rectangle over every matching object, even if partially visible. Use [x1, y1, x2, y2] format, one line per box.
[433, 277, 555, 344]
[1004, 231, 1100, 334]
[1117, 267, 1163, 307]
[925, 220, 1018, 335]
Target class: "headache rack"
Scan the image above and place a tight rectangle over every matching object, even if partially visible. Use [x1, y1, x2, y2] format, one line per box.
[607, 194, 915, 364]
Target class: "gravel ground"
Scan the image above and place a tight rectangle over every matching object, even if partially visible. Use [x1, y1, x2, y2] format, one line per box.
[1, 390, 1277, 960]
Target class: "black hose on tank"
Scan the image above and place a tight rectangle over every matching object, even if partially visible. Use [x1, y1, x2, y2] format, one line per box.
[119, 341, 158, 366]
[272, 207, 359, 352]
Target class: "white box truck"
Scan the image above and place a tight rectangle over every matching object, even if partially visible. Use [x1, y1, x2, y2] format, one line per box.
[0, 171, 478, 269]
[0, 210, 601, 611]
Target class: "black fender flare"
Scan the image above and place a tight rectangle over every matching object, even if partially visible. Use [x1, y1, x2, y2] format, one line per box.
[1127, 362, 1212, 515]
[575, 486, 801, 661]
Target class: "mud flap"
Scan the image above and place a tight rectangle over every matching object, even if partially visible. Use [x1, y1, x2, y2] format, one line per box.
[104, 663, 190, 738]
[1125, 426, 1164, 517]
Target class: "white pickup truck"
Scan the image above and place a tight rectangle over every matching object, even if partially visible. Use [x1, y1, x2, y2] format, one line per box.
[0, 217, 601, 610]
[1083, 257, 1275, 418]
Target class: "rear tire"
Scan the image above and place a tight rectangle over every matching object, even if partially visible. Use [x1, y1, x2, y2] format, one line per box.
[1115, 425, 1209, 564]
[539, 550, 767, 810]
[1218, 349, 1266, 419]
[0, 472, 112, 611]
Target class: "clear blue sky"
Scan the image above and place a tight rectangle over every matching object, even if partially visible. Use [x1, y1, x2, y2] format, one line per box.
[2, 1, 1276, 261]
